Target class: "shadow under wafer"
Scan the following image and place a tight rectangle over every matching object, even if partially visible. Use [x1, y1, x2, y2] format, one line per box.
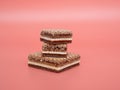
[28, 63, 80, 73]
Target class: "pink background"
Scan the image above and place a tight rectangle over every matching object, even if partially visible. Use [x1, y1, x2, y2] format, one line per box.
[0, 0, 120, 90]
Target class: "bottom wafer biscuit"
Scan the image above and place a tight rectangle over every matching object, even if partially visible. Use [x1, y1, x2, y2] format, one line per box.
[28, 52, 80, 72]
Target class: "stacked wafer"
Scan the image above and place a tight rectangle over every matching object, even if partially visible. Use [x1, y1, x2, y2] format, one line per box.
[41, 30, 72, 57]
[28, 29, 80, 72]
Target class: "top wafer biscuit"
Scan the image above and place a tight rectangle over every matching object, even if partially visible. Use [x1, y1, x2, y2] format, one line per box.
[40, 29, 72, 44]
[41, 29, 72, 38]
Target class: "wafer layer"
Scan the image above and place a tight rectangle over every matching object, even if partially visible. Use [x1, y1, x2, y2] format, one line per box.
[42, 43, 67, 52]
[28, 52, 80, 67]
[41, 29, 72, 38]
[40, 30, 72, 44]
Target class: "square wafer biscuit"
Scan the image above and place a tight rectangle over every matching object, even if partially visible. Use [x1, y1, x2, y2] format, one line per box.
[40, 29, 72, 44]
[42, 43, 67, 57]
[42, 43, 67, 52]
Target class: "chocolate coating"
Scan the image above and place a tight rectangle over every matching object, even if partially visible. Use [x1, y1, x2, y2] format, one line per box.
[41, 29, 72, 38]
[28, 52, 80, 67]
[42, 43, 67, 52]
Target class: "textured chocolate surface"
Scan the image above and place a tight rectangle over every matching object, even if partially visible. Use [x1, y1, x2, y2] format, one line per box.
[42, 43, 67, 52]
[41, 29, 72, 38]
[28, 52, 80, 67]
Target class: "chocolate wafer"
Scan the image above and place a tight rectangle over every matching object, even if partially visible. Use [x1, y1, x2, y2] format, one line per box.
[42, 43, 67, 52]
[28, 52, 80, 72]
[42, 43, 67, 57]
[40, 29, 72, 44]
